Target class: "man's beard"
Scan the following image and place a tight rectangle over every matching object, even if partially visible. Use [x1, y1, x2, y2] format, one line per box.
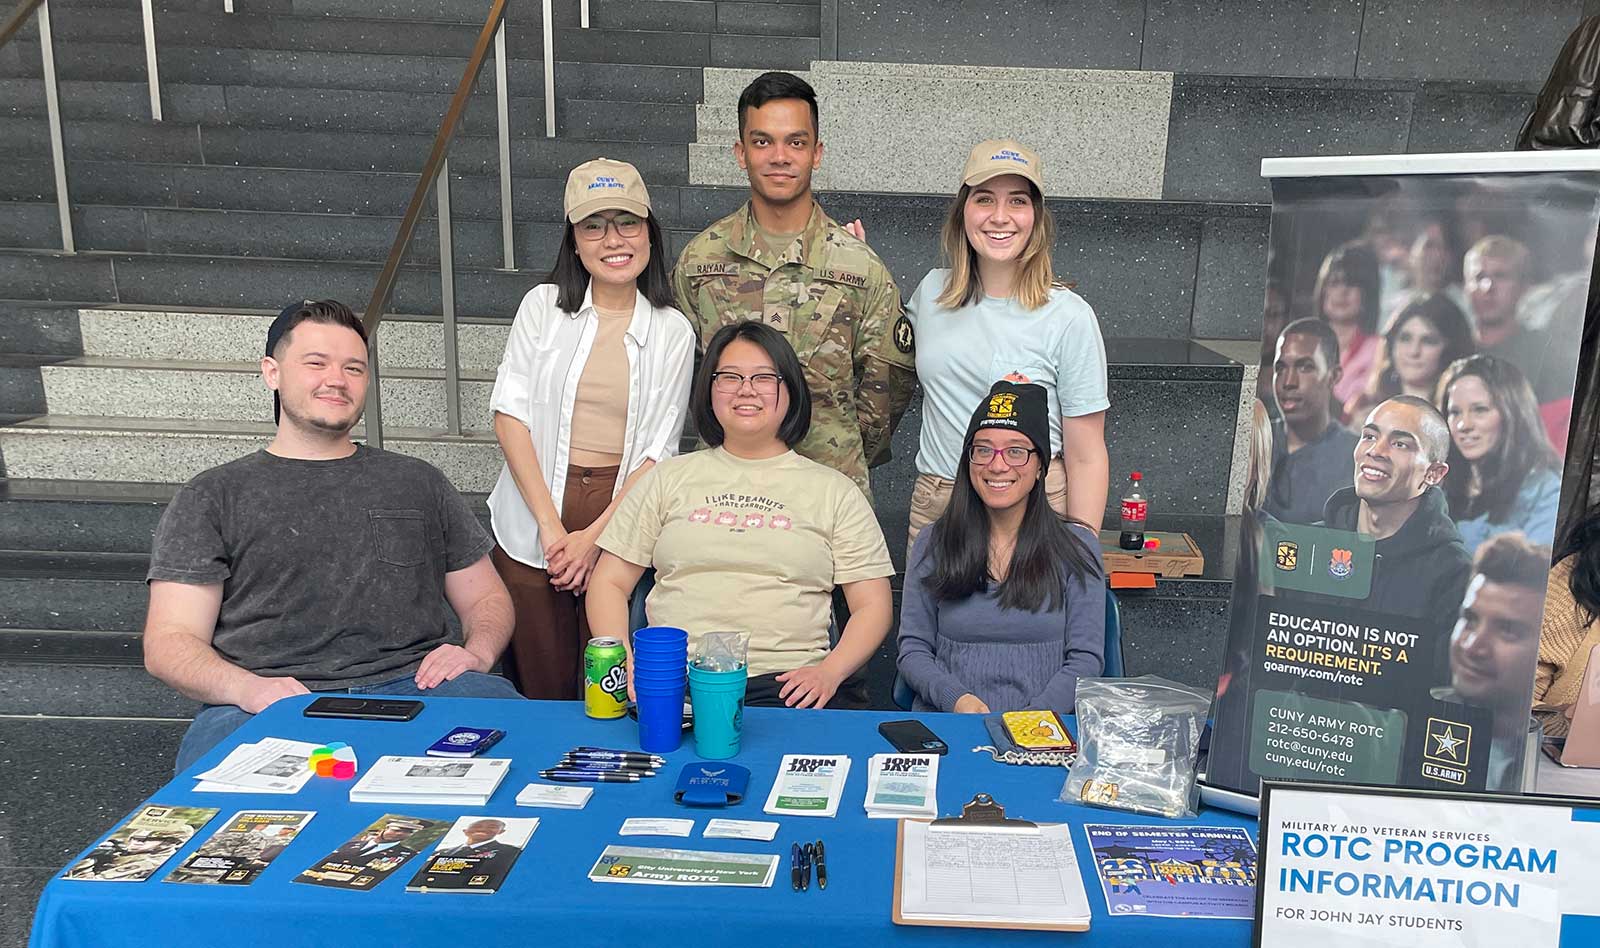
[281, 395, 362, 435]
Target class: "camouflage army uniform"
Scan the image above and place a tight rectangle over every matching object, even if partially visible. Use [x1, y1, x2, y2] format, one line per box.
[672, 200, 916, 500]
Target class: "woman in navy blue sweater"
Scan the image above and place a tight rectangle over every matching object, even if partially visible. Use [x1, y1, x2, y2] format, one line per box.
[896, 380, 1105, 713]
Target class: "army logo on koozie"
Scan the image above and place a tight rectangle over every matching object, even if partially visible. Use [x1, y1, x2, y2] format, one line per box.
[893, 315, 914, 353]
[1274, 540, 1298, 571]
[987, 393, 1017, 418]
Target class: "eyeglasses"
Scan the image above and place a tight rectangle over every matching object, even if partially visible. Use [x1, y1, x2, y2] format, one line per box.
[711, 371, 782, 395]
[968, 444, 1038, 467]
[575, 213, 644, 241]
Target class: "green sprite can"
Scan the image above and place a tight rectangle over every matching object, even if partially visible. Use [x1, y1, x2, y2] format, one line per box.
[584, 637, 629, 719]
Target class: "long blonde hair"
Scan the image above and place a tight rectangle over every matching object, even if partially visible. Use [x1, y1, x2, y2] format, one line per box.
[1247, 398, 1274, 511]
[936, 182, 1057, 311]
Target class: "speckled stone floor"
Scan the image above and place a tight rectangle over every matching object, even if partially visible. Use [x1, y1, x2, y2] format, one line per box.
[0, 717, 187, 947]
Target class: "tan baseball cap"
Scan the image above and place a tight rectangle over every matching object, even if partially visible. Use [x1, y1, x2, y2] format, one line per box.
[564, 158, 652, 223]
[961, 139, 1043, 190]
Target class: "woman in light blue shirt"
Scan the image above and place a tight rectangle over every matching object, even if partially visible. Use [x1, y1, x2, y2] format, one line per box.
[903, 139, 1109, 557]
[1437, 354, 1560, 554]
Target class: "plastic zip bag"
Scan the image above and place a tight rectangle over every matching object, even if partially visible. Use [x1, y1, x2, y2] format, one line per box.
[1060, 676, 1211, 818]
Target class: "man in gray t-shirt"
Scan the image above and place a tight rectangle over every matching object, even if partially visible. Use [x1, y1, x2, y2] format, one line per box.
[145, 301, 519, 773]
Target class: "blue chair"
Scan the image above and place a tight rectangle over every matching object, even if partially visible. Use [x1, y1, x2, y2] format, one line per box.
[1102, 586, 1125, 677]
[626, 569, 655, 635]
[891, 585, 1125, 711]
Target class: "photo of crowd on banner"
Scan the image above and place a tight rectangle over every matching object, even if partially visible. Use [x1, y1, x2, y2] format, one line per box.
[1213, 173, 1598, 797]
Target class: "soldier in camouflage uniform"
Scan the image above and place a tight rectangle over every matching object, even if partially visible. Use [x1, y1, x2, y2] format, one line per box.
[673, 71, 915, 501]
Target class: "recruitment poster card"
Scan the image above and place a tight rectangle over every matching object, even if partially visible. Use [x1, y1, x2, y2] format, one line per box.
[294, 814, 449, 890]
[1210, 154, 1600, 798]
[406, 816, 538, 893]
[1084, 825, 1258, 919]
[62, 805, 219, 882]
[164, 810, 314, 885]
[1257, 783, 1600, 947]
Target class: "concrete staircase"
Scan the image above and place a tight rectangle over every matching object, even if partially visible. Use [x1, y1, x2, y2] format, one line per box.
[0, 0, 1555, 720]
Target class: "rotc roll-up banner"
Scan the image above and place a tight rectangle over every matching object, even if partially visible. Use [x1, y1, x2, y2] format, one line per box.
[1208, 152, 1600, 797]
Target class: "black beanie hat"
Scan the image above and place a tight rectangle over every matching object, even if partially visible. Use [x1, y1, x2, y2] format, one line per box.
[964, 380, 1050, 462]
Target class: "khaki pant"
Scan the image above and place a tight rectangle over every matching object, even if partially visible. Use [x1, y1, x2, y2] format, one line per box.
[906, 456, 1069, 561]
[492, 463, 619, 700]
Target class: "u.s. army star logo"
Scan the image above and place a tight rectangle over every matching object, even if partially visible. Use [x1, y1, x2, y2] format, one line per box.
[893, 315, 914, 353]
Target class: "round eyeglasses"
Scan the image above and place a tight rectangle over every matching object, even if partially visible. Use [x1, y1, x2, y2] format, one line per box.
[968, 444, 1038, 467]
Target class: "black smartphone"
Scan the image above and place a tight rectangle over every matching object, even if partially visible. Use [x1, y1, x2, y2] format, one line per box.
[878, 719, 949, 755]
[302, 696, 424, 721]
[628, 702, 694, 731]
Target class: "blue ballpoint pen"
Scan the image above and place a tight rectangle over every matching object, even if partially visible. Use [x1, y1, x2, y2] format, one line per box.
[799, 843, 812, 891]
[539, 770, 644, 783]
[569, 747, 666, 763]
[557, 759, 657, 773]
[790, 843, 803, 891]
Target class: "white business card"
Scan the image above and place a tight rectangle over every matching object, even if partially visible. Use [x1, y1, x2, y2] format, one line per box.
[619, 817, 695, 837]
[516, 783, 593, 808]
[703, 819, 781, 841]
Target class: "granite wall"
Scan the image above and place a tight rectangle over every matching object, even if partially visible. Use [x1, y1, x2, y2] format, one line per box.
[828, 0, 1589, 82]
[692, 60, 1172, 198]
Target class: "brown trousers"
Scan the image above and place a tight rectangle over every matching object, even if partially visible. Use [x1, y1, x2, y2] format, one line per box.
[492, 464, 619, 700]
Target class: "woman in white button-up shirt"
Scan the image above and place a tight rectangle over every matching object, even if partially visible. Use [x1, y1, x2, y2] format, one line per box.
[487, 159, 695, 698]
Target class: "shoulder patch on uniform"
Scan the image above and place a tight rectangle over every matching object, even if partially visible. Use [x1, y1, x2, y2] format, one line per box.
[686, 262, 742, 277]
[820, 267, 868, 288]
[893, 315, 914, 353]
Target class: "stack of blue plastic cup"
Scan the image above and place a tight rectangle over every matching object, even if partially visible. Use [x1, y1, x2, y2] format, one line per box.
[631, 626, 688, 753]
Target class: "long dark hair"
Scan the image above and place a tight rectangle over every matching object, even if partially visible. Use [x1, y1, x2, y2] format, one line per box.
[922, 454, 1102, 612]
[547, 214, 675, 313]
[1362, 293, 1475, 404]
[1437, 354, 1558, 522]
[1314, 240, 1382, 336]
[1558, 507, 1600, 625]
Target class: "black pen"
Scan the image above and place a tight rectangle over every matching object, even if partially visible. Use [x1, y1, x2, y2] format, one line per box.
[564, 756, 662, 769]
[568, 747, 666, 764]
[790, 843, 803, 891]
[813, 839, 827, 890]
[539, 770, 644, 783]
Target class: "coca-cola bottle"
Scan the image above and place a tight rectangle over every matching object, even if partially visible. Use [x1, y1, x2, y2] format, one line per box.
[1119, 471, 1148, 550]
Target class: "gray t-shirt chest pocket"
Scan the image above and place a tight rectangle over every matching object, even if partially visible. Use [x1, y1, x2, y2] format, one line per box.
[368, 508, 427, 567]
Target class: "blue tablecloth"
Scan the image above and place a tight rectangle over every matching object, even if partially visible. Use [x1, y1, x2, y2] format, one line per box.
[32, 696, 1257, 947]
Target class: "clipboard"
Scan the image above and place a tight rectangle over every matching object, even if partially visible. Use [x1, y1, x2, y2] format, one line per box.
[891, 793, 1091, 932]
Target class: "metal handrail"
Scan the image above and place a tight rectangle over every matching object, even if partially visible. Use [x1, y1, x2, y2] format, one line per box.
[1, 0, 72, 252]
[361, 0, 522, 449]
[0, 0, 45, 48]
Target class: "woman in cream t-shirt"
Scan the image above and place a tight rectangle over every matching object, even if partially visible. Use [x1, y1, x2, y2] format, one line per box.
[587, 321, 895, 710]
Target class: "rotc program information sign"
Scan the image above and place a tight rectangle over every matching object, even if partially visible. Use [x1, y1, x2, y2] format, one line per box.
[1256, 782, 1600, 947]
